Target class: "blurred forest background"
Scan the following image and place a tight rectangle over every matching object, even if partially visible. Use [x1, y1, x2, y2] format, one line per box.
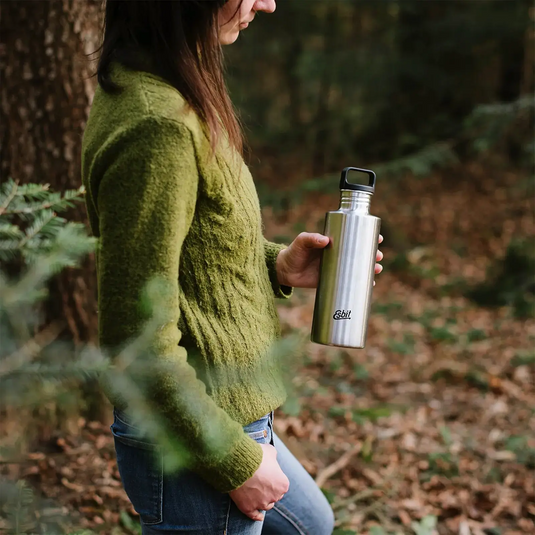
[0, 0, 533, 534]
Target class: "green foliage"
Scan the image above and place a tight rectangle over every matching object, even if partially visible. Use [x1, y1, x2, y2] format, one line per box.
[484, 466, 504, 484]
[466, 328, 487, 343]
[328, 405, 347, 419]
[352, 406, 393, 425]
[411, 515, 438, 535]
[504, 435, 535, 469]
[428, 326, 457, 344]
[373, 301, 404, 317]
[0, 480, 36, 535]
[387, 333, 415, 355]
[0, 182, 99, 402]
[280, 394, 301, 417]
[439, 425, 453, 447]
[409, 308, 440, 330]
[329, 350, 345, 372]
[0, 184, 100, 416]
[353, 363, 369, 380]
[426, 451, 459, 478]
[510, 351, 535, 368]
[120, 510, 142, 534]
[375, 143, 459, 179]
[463, 369, 489, 391]
[382, 248, 441, 288]
[465, 95, 534, 162]
[321, 488, 337, 505]
[0, 183, 102, 532]
[0, 178, 93, 266]
[468, 238, 535, 319]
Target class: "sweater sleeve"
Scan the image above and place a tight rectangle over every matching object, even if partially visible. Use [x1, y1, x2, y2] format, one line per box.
[263, 238, 293, 299]
[94, 115, 263, 492]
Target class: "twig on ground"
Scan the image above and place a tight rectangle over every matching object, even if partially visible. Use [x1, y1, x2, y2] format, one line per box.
[332, 488, 375, 511]
[315, 443, 362, 488]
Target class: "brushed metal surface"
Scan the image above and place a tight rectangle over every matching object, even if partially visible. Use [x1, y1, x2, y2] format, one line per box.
[311, 191, 381, 348]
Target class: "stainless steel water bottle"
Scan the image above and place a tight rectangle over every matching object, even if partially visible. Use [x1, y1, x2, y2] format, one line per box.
[311, 167, 381, 348]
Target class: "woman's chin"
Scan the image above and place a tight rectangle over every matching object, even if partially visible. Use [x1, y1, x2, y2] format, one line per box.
[219, 30, 240, 46]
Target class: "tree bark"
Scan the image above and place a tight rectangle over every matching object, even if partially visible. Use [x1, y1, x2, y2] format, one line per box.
[0, 0, 106, 421]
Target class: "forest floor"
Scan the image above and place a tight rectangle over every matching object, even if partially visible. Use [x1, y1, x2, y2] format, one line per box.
[1, 162, 534, 535]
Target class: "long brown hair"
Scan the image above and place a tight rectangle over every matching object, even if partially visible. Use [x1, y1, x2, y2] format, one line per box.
[94, 0, 243, 156]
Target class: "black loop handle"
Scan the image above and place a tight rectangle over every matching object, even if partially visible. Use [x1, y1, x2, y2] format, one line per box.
[339, 167, 376, 194]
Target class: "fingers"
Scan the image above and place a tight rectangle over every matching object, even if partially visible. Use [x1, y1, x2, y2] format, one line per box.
[245, 510, 265, 522]
[247, 500, 277, 522]
[376, 245, 384, 277]
[297, 232, 329, 249]
[244, 502, 275, 522]
[295, 232, 381, 250]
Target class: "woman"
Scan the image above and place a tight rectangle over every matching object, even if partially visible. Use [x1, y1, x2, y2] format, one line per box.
[82, 1, 383, 533]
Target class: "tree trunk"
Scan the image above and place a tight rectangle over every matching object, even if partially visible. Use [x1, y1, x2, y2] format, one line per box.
[498, 0, 531, 102]
[312, 5, 338, 176]
[0, 0, 107, 422]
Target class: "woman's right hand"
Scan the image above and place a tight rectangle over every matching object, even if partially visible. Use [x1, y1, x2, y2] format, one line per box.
[229, 443, 289, 521]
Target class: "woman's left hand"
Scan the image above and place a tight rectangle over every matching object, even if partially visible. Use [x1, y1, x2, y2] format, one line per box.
[276, 232, 384, 289]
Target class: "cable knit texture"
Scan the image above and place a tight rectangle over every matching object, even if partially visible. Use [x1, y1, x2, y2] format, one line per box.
[81, 60, 291, 492]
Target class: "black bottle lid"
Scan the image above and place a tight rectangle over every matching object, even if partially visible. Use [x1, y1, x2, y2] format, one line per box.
[339, 167, 376, 194]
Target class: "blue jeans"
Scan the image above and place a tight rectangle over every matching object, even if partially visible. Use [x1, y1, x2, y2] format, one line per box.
[111, 409, 334, 534]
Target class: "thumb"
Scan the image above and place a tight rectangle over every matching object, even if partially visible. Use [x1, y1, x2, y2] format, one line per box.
[297, 232, 329, 249]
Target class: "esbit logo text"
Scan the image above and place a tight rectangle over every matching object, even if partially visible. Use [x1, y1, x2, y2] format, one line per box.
[333, 309, 351, 320]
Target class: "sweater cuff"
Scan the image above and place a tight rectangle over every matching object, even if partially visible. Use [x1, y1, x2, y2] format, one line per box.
[264, 240, 293, 299]
[195, 434, 264, 493]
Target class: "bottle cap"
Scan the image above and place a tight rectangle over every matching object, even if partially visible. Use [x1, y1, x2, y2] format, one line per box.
[339, 167, 376, 194]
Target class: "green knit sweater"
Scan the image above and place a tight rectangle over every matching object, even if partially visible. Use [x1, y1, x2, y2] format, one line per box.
[81, 60, 291, 492]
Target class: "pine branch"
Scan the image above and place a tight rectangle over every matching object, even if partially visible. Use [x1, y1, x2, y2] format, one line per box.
[3, 360, 109, 383]
[15, 182, 51, 200]
[0, 179, 19, 216]
[374, 141, 459, 178]
[0, 241, 22, 263]
[465, 94, 534, 154]
[3, 479, 36, 535]
[0, 321, 64, 377]
[0, 240, 22, 252]
[0, 223, 23, 240]
[1, 223, 96, 308]
[2, 186, 85, 217]
[17, 210, 57, 250]
[469, 94, 534, 119]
